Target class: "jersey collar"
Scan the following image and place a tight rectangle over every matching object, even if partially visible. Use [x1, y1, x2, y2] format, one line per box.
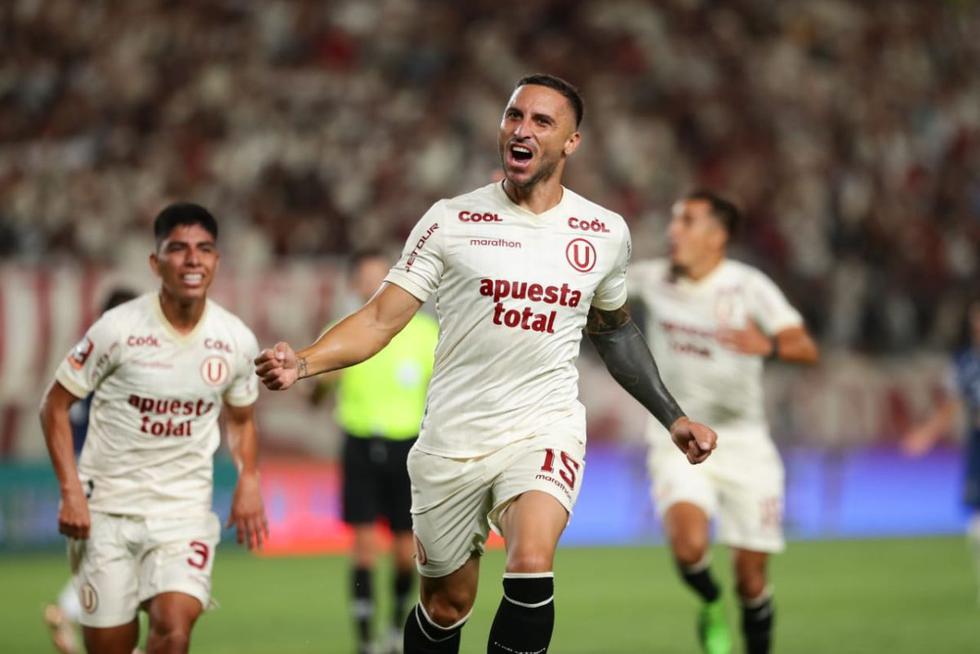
[152, 294, 209, 343]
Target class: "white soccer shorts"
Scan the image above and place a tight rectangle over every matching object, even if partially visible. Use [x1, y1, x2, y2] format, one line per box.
[407, 432, 586, 578]
[68, 511, 221, 628]
[647, 424, 785, 553]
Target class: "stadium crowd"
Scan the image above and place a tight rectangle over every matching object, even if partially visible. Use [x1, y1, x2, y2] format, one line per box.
[1, 0, 977, 352]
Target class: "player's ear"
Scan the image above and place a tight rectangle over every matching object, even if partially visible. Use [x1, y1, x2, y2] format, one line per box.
[563, 130, 581, 157]
[149, 251, 160, 277]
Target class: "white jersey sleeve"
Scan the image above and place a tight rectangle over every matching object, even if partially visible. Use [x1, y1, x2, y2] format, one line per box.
[223, 326, 260, 407]
[55, 310, 124, 399]
[385, 202, 448, 302]
[591, 220, 631, 311]
[745, 269, 803, 335]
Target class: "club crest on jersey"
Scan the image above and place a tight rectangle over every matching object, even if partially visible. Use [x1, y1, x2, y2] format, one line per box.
[80, 583, 98, 613]
[68, 337, 95, 370]
[566, 238, 596, 273]
[200, 356, 229, 386]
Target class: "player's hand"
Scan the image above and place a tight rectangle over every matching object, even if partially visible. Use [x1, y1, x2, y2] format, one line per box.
[58, 489, 91, 540]
[900, 427, 938, 458]
[717, 321, 773, 357]
[227, 471, 269, 550]
[669, 417, 717, 465]
[254, 342, 300, 391]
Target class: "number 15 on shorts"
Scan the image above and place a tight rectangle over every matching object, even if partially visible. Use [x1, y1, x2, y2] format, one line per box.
[540, 449, 581, 491]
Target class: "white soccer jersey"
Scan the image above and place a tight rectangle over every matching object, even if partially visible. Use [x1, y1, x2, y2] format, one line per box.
[385, 181, 630, 458]
[55, 293, 259, 517]
[629, 258, 803, 434]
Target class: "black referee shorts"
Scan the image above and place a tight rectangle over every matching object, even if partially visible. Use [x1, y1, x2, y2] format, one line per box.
[341, 432, 416, 532]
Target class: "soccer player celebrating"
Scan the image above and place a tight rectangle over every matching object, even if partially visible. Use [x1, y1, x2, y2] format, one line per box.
[903, 298, 980, 601]
[629, 192, 819, 654]
[40, 203, 269, 654]
[256, 74, 717, 654]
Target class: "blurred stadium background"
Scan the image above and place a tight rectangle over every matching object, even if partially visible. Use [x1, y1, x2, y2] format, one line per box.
[1, 0, 978, 652]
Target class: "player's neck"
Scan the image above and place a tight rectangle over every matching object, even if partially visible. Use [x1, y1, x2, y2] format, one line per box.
[502, 178, 564, 215]
[158, 290, 206, 334]
[683, 254, 725, 282]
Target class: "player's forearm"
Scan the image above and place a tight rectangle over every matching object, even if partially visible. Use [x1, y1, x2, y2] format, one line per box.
[39, 395, 84, 496]
[587, 308, 686, 430]
[228, 422, 259, 476]
[772, 328, 819, 365]
[297, 307, 399, 379]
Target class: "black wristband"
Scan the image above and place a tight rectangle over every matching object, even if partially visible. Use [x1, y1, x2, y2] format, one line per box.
[766, 338, 779, 361]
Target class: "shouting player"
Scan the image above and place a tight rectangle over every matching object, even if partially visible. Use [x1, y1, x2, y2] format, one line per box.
[629, 192, 819, 654]
[255, 74, 717, 654]
[40, 203, 268, 654]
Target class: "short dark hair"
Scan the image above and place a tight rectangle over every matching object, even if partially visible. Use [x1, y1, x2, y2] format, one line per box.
[153, 203, 218, 247]
[515, 73, 584, 128]
[101, 287, 138, 313]
[686, 190, 741, 239]
[348, 247, 388, 272]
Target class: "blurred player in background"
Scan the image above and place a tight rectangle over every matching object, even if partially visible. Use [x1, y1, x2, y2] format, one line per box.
[256, 74, 717, 654]
[903, 298, 980, 601]
[312, 249, 438, 654]
[44, 287, 139, 654]
[40, 203, 268, 654]
[629, 191, 819, 654]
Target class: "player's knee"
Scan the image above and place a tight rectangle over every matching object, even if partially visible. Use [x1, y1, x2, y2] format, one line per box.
[421, 594, 473, 629]
[505, 545, 554, 574]
[671, 537, 709, 567]
[735, 573, 767, 601]
[149, 622, 191, 653]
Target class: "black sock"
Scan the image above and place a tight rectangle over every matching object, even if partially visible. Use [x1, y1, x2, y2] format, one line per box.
[487, 573, 555, 653]
[403, 603, 464, 654]
[351, 567, 374, 647]
[393, 568, 413, 627]
[677, 558, 720, 603]
[741, 592, 774, 654]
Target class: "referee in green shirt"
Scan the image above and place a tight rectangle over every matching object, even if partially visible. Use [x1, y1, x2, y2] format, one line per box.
[315, 249, 438, 654]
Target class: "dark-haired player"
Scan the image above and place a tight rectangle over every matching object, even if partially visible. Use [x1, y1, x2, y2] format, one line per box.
[629, 192, 819, 654]
[40, 203, 268, 654]
[256, 74, 717, 654]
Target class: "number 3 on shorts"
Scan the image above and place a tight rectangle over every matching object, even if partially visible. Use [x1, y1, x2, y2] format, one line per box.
[540, 449, 581, 490]
[187, 540, 210, 570]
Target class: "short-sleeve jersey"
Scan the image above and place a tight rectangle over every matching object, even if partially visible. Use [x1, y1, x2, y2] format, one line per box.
[629, 258, 802, 433]
[55, 293, 259, 517]
[384, 181, 630, 458]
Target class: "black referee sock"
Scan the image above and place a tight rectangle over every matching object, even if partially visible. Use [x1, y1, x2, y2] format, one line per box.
[741, 591, 775, 654]
[487, 572, 555, 653]
[351, 567, 374, 648]
[403, 603, 465, 654]
[677, 557, 721, 603]
[393, 568, 413, 627]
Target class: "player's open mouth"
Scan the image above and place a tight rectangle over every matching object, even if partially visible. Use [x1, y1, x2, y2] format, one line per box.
[182, 273, 204, 287]
[508, 143, 534, 168]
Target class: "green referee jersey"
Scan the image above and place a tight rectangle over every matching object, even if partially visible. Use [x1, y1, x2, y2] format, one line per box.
[335, 312, 438, 440]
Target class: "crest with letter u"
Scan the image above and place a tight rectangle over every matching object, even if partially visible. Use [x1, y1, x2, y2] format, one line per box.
[200, 355, 229, 386]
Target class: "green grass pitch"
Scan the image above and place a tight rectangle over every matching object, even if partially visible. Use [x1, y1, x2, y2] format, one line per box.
[0, 537, 975, 653]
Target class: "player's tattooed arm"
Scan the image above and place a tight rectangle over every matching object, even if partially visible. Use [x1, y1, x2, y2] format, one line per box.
[586, 306, 685, 429]
[587, 306, 716, 464]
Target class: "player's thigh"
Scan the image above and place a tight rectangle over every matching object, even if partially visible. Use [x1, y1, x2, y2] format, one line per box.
[731, 548, 770, 598]
[145, 591, 204, 639]
[139, 512, 221, 613]
[380, 436, 416, 533]
[496, 490, 569, 572]
[407, 447, 494, 579]
[73, 512, 142, 629]
[343, 433, 379, 525]
[715, 445, 785, 553]
[488, 436, 586, 543]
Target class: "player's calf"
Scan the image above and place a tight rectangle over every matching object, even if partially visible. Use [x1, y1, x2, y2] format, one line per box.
[740, 588, 774, 654]
[487, 572, 555, 653]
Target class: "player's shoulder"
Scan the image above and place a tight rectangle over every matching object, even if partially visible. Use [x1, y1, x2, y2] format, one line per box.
[562, 187, 627, 231]
[204, 299, 257, 343]
[720, 258, 776, 286]
[95, 292, 153, 332]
